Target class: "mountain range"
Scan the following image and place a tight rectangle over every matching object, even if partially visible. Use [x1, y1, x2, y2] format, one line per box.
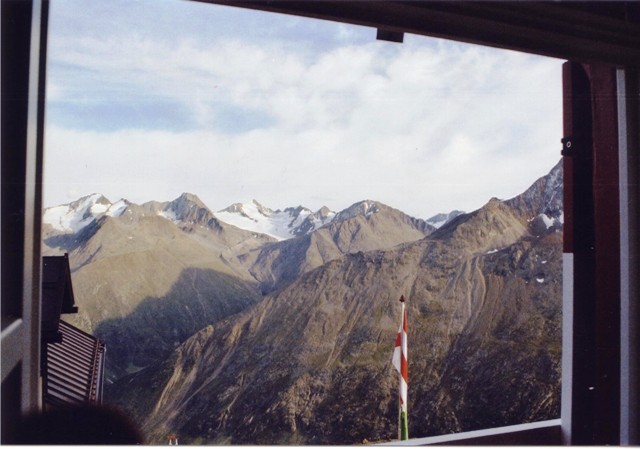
[42, 160, 563, 443]
[42, 192, 452, 379]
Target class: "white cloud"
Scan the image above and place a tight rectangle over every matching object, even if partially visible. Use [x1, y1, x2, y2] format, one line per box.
[44, 0, 562, 219]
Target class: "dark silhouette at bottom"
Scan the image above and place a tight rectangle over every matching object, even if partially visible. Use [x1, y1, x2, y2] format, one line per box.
[13, 405, 143, 445]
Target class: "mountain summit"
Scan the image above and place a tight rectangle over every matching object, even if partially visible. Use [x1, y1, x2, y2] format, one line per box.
[43, 193, 126, 234]
[216, 200, 336, 240]
[152, 192, 226, 233]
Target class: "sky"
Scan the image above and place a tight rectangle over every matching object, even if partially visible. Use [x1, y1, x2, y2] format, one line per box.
[43, 0, 563, 220]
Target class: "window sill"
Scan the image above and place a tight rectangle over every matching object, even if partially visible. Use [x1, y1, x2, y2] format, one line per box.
[379, 419, 562, 446]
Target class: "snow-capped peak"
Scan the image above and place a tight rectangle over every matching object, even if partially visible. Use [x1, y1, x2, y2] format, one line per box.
[220, 200, 273, 222]
[216, 200, 335, 241]
[252, 199, 273, 218]
[43, 194, 127, 233]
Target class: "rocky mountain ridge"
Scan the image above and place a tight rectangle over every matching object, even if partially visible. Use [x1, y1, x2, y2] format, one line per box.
[104, 160, 563, 444]
[42, 193, 441, 380]
[239, 200, 435, 294]
[43, 197, 268, 380]
[44, 194, 463, 245]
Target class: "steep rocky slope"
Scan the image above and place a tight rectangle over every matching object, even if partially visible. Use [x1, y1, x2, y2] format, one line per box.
[240, 200, 435, 293]
[42, 194, 269, 380]
[107, 162, 562, 444]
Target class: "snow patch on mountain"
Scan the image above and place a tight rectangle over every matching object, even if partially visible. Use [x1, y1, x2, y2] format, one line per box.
[158, 209, 178, 223]
[217, 200, 335, 241]
[528, 212, 562, 236]
[43, 193, 123, 233]
[106, 200, 129, 217]
[538, 213, 555, 229]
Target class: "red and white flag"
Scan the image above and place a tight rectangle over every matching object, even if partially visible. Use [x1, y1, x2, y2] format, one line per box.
[392, 295, 408, 440]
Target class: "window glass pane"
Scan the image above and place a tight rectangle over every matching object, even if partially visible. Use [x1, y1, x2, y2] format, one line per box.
[44, 0, 563, 444]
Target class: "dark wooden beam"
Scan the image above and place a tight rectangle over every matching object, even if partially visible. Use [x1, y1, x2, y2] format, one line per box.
[194, 1, 640, 66]
[562, 60, 622, 445]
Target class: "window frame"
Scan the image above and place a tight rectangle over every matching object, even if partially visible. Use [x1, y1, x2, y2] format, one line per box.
[2, 0, 638, 445]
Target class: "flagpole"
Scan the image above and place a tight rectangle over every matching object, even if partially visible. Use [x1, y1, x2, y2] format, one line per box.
[397, 295, 408, 441]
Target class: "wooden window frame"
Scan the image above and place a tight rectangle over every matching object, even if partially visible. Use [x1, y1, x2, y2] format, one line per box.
[2, 1, 638, 445]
